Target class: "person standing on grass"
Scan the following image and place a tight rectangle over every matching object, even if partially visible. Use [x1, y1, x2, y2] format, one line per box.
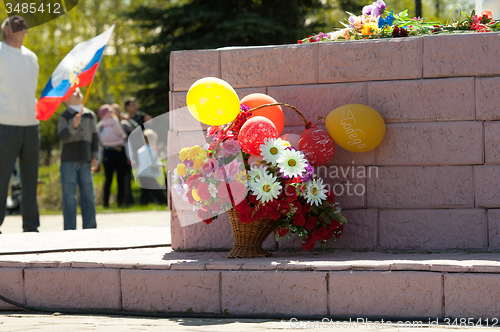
[123, 97, 152, 204]
[97, 104, 127, 208]
[0, 16, 40, 233]
[112, 103, 138, 206]
[57, 88, 99, 230]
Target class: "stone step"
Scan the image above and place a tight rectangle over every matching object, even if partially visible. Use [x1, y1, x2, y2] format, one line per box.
[0, 229, 500, 319]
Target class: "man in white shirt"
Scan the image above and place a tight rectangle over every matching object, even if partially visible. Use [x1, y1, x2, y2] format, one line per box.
[0, 16, 40, 232]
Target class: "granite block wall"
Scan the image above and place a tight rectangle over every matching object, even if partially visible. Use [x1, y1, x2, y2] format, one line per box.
[169, 32, 500, 251]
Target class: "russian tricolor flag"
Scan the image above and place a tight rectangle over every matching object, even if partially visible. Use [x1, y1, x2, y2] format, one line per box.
[36, 25, 115, 121]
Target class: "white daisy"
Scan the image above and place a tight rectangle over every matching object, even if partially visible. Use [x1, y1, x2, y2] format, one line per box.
[247, 165, 269, 189]
[251, 173, 282, 204]
[277, 149, 307, 178]
[260, 138, 287, 164]
[304, 178, 328, 206]
[208, 183, 218, 198]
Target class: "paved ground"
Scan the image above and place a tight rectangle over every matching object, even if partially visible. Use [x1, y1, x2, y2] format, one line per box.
[0, 312, 494, 331]
[1, 211, 169, 234]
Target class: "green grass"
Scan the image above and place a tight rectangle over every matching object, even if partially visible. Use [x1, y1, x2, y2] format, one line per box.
[38, 162, 167, 215]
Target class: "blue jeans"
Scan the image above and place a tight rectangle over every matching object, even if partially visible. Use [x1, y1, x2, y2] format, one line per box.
[60, 162, 96, 230]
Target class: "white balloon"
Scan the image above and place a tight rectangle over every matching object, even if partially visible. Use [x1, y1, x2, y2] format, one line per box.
[248, 154, 264, 167]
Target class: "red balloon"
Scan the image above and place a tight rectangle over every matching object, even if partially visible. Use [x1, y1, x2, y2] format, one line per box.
[299, 125, 335, 166]
[239, 116, 278, 155]
[240, 93, 285, 136]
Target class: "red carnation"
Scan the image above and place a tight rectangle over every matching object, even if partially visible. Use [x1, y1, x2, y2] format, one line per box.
[186, 174, 200, 188]
[197, 182, 211, 201]
[305, 216, 317, 231]
[293, 201, 303, 214]
[327, 190, 335, 204]
[269, 208, 281, 220]
[229, 181, 247, 204]
[218, 182, 230, 201]
[312, 227, 328, 242]
[330, 219, 340, 230]
[275, 225, 289, 237]
[197, 209, 211, 222]
[302, 239, 316, 251]
[186, 190, 195, 205]
[294, 214, 306, 227]
[209, 201, 221, 213]
[284, 184, 298, 201]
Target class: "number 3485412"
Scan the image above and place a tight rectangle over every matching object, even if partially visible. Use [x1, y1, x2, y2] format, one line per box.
[5, 2, 62, 14]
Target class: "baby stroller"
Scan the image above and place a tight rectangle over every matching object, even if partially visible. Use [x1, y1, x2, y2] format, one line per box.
[6, 162, 21, 215]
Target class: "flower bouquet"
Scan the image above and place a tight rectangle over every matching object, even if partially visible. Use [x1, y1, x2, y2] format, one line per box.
[298, 0, 500, 43]
[172, 98, 347, 258]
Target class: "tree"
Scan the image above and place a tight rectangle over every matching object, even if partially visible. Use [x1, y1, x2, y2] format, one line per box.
[127, 0, 330, 116]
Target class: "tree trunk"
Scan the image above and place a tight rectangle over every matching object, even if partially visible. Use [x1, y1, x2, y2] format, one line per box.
[416, 0, 422, 18]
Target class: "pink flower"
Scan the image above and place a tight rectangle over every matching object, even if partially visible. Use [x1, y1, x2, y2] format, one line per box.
[221, 139, 241, 157]
[215, 168, 226, 181]
[207, 126, 221, 137]
[201, 158, 218, 177]
[223, 159, 241, 181]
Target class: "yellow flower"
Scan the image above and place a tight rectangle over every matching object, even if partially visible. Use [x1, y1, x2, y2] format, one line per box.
[179, 147, 189, 162]
[188, 145, 201, 160]
[192, 188, 201, 201]
[236, 170, 248, 184]
[198, 148, 208, 159]
[177, 163, 187, 176]
[361, 22, 379, 36]
[192, 158, 204, 170]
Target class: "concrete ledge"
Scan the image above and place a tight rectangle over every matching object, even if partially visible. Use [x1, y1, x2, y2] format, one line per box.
[2, 248, 500, 317]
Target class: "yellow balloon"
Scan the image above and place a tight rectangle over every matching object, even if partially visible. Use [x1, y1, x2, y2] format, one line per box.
[186, 77, 240, 126]
[325, 104, 386, 153]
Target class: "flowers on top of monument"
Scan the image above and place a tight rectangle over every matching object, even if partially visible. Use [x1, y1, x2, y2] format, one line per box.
[297, 1, 500, 43]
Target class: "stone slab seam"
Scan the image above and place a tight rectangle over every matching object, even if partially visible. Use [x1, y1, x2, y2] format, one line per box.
[326, 272, 330, 316]
[314, 43, 319, 84]
[474, 77, 477, 121]
[487, 209, 490, 249]
[219, 271, 223, 314]
[441, 273, 445, 318]
[473, 165, 477, 209]
[118, 269, 123, 310]
[376, 208, 380, 249]
[22, 268, 26, 305]
[482, 121, 485, 166]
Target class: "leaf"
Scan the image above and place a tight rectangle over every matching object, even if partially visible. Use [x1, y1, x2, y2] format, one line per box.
[321, 212, 330, 224]
[331, 213, 348, 224]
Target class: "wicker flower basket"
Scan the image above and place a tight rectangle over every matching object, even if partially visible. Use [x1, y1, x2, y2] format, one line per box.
[226, 209, 278, 258]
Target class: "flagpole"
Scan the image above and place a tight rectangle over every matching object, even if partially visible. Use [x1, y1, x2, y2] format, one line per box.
[78, 23, 115, 115]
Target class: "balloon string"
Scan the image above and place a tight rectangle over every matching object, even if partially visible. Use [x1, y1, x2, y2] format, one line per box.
[212, 102, 310, 155]
[248, 103, 310, 129]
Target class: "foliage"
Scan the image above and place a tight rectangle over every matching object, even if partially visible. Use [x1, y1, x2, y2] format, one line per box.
[37, 161, 165, 214]
[127, 0, 331, 116]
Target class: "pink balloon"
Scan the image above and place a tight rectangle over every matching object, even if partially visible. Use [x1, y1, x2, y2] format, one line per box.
[280, 133, 301, 150]
[239, 116, 278, 155]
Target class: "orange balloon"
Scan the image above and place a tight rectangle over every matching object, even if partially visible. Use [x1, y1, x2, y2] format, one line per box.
[240, 93, 285, 135]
